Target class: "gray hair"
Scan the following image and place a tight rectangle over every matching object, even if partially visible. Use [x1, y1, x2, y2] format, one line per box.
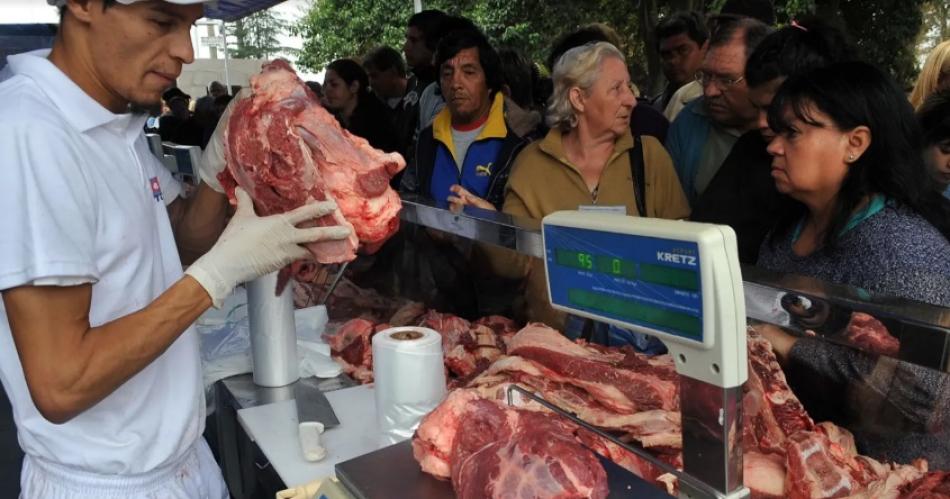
[546, 42, 626, 132]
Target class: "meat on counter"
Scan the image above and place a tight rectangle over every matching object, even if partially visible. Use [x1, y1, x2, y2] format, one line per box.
[412, 323, 943, 499]
[322, 310, 519, 384]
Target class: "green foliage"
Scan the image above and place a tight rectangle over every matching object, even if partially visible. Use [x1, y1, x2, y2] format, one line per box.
[293, 0, 928, 90]
[917, 0, 950, 64]
[227, 9, 293, 60]
[775, 0, 816, 19]
[293, 0, 413, 72]
[840, 0, 924, 87]
[293, 0, 644, 75]
[774, 0, 925, 87]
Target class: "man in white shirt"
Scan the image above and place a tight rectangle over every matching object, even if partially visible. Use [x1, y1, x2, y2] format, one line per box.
[0, 1, 351, 497]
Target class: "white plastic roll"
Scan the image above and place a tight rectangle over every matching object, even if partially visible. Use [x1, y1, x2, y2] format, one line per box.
[247, 270, 299, 387]
[372, 326, 446, 445]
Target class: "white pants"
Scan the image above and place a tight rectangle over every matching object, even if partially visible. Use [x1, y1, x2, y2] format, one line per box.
[19, 437, 228, 499]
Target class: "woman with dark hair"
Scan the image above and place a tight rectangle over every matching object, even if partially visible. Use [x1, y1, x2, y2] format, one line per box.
[322, 58, 397, 152]
[752, 62, 950, 470]
[758, 61, 950, 306]
[917, 89, 950, 199]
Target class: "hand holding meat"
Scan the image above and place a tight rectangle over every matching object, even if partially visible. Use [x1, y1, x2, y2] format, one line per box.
[185, 187, 351, 307]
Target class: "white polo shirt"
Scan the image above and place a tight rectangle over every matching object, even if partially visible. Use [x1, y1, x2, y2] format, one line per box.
[0, 50, 204, 474]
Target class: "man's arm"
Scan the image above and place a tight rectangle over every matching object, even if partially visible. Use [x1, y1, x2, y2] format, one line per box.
[167, 182, 229, 265]
[5, 190, 351, 424]
[3, 278, 210, 424]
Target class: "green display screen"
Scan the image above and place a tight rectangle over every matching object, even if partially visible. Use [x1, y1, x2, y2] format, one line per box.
[568, 289, 701, 338]
[640, 263, 699, 291]
[554, 249, 698, 291]
[554, 249, 637, 278]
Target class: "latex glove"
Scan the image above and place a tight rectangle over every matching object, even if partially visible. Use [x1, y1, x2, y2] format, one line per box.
[275, 479, 320, 499]
[447, 184, 496, 212]
[186, 188, 351, 307]
[197, 88, 252, 193]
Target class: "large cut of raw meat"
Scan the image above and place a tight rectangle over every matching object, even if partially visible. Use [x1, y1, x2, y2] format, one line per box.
[412, 390, 609, 499]
[413, 324, 941, 499]
[221, 60, 405, 270]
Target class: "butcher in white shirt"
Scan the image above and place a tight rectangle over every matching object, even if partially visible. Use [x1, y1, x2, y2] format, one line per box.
[0, 1, 352, 497]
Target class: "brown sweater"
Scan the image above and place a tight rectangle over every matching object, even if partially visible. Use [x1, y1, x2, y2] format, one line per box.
[485, 127, 690, 329]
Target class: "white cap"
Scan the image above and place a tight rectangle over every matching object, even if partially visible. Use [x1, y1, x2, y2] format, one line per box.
[48, 0, 210, 6]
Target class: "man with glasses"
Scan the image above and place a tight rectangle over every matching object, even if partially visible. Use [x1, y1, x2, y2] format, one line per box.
[665, 16, 770, 205]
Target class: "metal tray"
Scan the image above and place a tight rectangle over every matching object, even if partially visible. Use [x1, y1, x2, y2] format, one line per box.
[335, 440, 672, 499]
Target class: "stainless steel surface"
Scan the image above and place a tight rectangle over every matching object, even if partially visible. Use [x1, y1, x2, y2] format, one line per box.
[400, 195, 544, 258]
[336, 441, 453, 499]
[221, 373, 356, 411]
[504, 384, 718, 498]
[319, 261, 350, 306]
[679, 380, 746, 497]
[742, 267, 950, 371]
[336, 439, 672, 499]
[399, 196, 950, 371]
[293, 381, 340, 428]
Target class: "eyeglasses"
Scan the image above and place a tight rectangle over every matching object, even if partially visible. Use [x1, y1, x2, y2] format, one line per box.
[694, 71, 745, 89]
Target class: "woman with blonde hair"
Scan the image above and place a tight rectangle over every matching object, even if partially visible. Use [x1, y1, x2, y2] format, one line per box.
[909, 39, 950, 109]
[449, 42, 688, 335]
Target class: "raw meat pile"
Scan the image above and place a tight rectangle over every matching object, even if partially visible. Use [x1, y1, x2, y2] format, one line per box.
[412, 323, 945, 499]
[220, 60, 405, 277]
[321, 310, 519, 384]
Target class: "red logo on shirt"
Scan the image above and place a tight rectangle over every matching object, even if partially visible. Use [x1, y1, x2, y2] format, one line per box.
[149, 177, 163, 202]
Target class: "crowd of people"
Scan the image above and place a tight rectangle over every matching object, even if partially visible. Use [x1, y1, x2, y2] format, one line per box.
[334, 3, 950, 467]
[144, 3, 950, 341]
[297, 4, 950, 322]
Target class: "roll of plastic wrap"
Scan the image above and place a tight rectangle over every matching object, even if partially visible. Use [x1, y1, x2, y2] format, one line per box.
[247, 270, 299, 387]
[372, 327, 446, 445]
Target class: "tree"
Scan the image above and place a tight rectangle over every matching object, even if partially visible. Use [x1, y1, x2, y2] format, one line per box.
[293, 0, 927, 91]
[293, 0, 645, 80]
[917, 0, 950, 61]
[293, 0, 412, 72]
[227, 9, 293, 60]
[774, 0, 925, 87]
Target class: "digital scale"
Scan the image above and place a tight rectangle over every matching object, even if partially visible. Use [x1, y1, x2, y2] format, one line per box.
[542, 211, 750, 499]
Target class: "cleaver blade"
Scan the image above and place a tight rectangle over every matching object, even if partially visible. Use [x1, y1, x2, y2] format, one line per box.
[293, 380, 340, 429]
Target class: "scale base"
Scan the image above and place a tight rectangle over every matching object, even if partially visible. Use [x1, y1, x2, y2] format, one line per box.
[335, 440, 674, 499]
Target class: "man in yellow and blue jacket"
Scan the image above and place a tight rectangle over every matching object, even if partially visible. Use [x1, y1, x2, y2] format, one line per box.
[400, 27, 529, 209]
